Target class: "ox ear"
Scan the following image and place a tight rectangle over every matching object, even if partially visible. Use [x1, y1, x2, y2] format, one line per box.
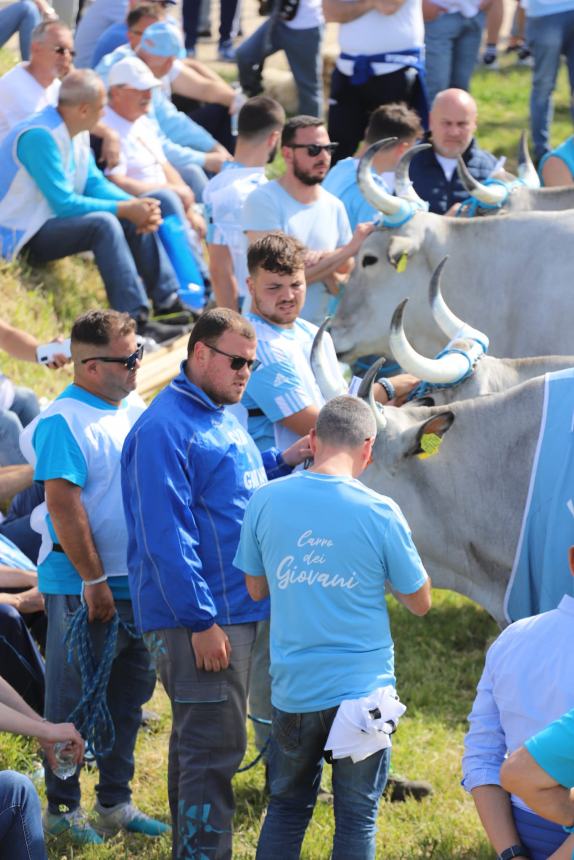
[411, 412, 454, 459]
[387, 236, 418, 270]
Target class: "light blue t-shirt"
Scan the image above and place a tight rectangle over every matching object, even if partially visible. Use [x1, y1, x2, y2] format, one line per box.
[525, 708, 574, 789]
[234, 471, 428, 713]
[526, 0, 574, 17]
[323, 157, 394, 230]
[241, 180, 352, 325]
[32, 384, 130, 598]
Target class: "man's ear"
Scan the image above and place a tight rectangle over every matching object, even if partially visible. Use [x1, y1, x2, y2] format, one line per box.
[387, 236, 418, 270]
[569, 545, 574, 577]
[246, 275, 255, 297]
[309, 427, 318, 457]
[410, 411, 454, 459]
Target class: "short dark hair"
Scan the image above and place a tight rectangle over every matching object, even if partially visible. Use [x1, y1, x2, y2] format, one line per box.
[281, 115, 325, 147]
[365, 103, 422, 145]
[316, 396, 376, 448]
[71, 309, 136, 346]
[126, 4, 160, 27]
[187, 308, 255, 355]
[247, 232, 306, 277]
[238, 96, 285, 140]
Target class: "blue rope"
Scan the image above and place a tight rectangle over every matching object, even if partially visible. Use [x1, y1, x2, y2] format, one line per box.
[457, 177, 526, 218]
[237, 714, 272, 773]
[407, 345, 480, 402]
[64, 604, 139, 758]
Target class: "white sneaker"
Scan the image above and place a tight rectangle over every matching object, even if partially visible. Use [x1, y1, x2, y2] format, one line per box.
[43, 807, 103, 844]
[93, 800, 171, 837]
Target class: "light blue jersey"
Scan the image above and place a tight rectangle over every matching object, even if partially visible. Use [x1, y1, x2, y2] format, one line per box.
[241, 181, 352, 325]
[234, 471, 428, 712]
[323, 157, 394, 230]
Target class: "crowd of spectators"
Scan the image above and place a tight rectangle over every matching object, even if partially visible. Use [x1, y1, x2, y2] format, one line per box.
[0, 0, 573, 857]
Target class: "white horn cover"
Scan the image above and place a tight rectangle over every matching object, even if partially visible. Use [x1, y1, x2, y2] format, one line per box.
[456, 156, 507, 205]
[389, 299, 469, 384]
[357, 139, 404, 215]
[310, 317, 347, 401]
[394, 143, 431, 206]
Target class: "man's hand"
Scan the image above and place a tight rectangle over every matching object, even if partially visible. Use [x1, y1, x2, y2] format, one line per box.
[203, 152, 232, 173]
[373, 373, 421, 406]
[39, 722, 84, 770]
[172, 183, 195, 212]
[117, 199, 162, 234]
[46, 336, 71, 369]
[3, 587, 45, 614]
[83, 581, 116, 623]
[187, 207, 207, 239]
[347, 221, 376, 255]
[99, 129, 121, 170]
[191, 624, 231, 672]
[281, 434, 313, 467]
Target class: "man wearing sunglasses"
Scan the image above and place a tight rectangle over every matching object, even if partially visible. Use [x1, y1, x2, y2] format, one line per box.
[242, 114, 375, 326]
[20, 309, 169, 845]
[121, 308, 311, 859]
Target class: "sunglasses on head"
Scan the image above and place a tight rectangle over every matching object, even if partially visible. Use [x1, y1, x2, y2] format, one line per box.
[81, 344, 144, 371]
[202, 342, 260, 372]
[286, 143, 338, 157]
[53, 45, 76, 57]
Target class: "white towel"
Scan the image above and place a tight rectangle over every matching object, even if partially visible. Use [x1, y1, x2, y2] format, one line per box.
[324, 686, 406, 763]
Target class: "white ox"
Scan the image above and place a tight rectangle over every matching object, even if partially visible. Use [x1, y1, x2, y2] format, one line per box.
[330, 142, 574, 362]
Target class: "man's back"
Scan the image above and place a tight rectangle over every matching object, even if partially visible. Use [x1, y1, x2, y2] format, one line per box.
[236, 470, 427, 712]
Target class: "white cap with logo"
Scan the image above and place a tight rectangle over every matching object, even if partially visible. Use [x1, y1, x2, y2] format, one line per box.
[108, 57, 162, 90]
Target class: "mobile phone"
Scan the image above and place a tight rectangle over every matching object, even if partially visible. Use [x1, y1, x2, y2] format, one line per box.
[36, 339, 71, 364]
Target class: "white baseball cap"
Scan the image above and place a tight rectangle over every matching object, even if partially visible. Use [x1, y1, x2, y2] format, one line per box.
[108, 57, 162, 90]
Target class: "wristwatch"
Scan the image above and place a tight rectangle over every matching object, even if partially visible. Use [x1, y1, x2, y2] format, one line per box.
[496, 846, 530, 860]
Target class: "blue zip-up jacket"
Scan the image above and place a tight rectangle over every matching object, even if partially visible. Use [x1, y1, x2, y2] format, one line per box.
[121, 365, 291, 633]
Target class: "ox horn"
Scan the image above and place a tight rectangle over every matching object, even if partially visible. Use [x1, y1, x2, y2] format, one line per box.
[456, 157, 507, 206]
[429, 257, 489, 346]
[518, 131, 540, 188]
[394, 143, 432, 206]
[389, 298, 469, 384]
[357, 357, 388, 434]
[310, 317, 348, 402]
[357, 138, 405, 216]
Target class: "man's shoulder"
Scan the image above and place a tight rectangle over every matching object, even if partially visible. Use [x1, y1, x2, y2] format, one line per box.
[0, 63, 26, 89]
[323, 158, 358, 194]
[465, 138, 498, 170]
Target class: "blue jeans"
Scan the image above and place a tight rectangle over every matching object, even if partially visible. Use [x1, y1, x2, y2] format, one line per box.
[24, 211, 179, 319]
[0, 771, 46, 859]
[0, 2, 41, 60]
[237, 18, 324, 117]
[527, 10, 574, 160]
[424, 11, 485, 104]
[43, 595, 156, 813]
[182, 0, 239, 49]
[0, 386, 40, 467]
[257, 706, 391, 860]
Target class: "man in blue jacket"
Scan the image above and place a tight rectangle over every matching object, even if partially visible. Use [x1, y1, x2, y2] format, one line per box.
[121, 308, 310, 860]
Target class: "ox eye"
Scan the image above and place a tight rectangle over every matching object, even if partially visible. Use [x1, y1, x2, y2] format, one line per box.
[362, 254, 378, 268]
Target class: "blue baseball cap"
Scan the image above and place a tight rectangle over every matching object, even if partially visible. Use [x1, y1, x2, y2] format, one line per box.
[138, 21, 186, 59]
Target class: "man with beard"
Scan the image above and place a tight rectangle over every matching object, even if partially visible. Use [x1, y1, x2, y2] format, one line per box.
[121, 308, 311, 859]
[241, 115, 373, 325]
[203, 96, 285, 311]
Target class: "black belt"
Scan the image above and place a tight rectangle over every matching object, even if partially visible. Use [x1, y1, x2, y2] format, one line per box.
[248, 408, 264, 417]
[52, 543, 65, 553]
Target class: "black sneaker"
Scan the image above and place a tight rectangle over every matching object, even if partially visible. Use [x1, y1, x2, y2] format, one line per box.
[137, 319, 188, 344]
[384, 773, 433, 802]
[153, 298, 195, 326]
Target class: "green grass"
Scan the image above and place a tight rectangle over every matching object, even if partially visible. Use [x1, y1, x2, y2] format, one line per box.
[0, 41, 568, 860]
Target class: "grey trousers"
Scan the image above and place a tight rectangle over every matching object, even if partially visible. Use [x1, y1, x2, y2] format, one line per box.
[150, 623, 257, 860]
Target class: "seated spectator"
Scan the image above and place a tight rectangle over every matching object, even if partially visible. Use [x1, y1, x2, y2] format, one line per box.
[103, 57, 208, 273]
[461, 545, 574, 860]
[95, 21, 233, 198]
[539, 135, 574, 186]
[0, 0, 52, 61]
[74, 0, 129, 69]
[91, 0, 176, 68]
[409, 88, 505, 214]
[323, 102, 422, 229]
[0, 673, 83, 859]
[0, 70, 190, 345]
[0, 481, 44, 564]
[0, 19, 121, 168]
[203, 95, 285, 310]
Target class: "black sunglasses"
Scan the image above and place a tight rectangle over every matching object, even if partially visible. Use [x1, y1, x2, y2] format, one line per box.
[53, 46, 76, 57]
[203, 342, 260, 372]
[81, 344, 144, 371]
[286, 143, 338, 157]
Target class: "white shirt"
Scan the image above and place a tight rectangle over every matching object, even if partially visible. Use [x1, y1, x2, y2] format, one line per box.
[285, 0, 324, 30]
[462, 595, 574, 813]
[102, 107, 167, 185]
[337, 0, 424, 76]
[0, 65, 60, 142]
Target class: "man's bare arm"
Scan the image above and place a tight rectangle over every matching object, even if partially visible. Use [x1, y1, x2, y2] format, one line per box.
[208, 244, 240, 309]
[45, 479, 115, 623]
[245, 574, 270, 601]
[393, 577, 432, 616]
[172, 66, 234, 107]
[0, 465, 33, 500]
[501, 747, 574, 826]
[470, 785, 530, 857]
[281, 406, 319, 437]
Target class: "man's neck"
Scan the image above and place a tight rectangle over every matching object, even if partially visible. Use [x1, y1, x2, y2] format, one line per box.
[310, 451, 356, 477]
[26, 62, 55, 90]
[233, 141, 269, 168]
[278, 172, 321, 204]
[72, 380, 121, 408]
